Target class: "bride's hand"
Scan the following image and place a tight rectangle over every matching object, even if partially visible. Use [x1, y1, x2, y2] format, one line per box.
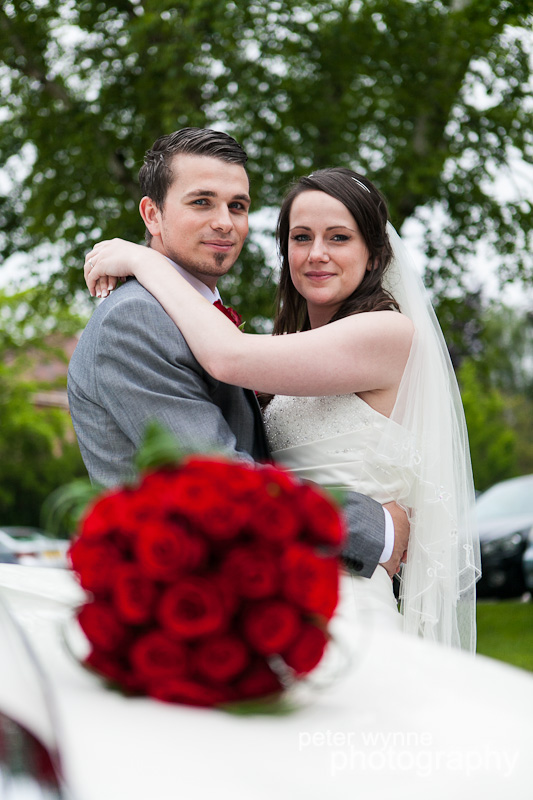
[84, 238, 150, 297]
[93, 276, 119, 299]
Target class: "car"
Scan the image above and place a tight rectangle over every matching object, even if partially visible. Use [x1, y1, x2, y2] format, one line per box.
[0, 538, 17, 564]
[524, 542, 533, 594]
[476, 474, 533, 599]
[0, 526, 70, 569]
[1, 564, 533, 799]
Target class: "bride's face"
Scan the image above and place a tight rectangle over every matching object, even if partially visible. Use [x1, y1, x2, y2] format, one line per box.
[288, 191, 371, 328]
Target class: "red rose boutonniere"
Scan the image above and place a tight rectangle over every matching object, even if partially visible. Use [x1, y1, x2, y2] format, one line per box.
[65, 423, 346, 711]
[214, 299, 244, 329]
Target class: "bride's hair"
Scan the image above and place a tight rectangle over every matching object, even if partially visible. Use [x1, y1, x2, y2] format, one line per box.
[274, 168, 399, 335]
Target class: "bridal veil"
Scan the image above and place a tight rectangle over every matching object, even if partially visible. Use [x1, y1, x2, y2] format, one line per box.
[378, 223, 481, 651]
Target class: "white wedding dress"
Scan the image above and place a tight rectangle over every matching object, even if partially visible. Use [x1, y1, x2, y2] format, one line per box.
[263, 392, 416, 635]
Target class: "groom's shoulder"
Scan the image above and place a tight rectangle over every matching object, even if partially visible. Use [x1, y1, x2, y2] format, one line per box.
[85, 278, 172, 327]
[97, 277, 161, 312]
[72, 279, 184, 362]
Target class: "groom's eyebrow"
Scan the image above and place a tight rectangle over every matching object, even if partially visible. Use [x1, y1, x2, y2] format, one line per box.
[184, 189, 251, 203]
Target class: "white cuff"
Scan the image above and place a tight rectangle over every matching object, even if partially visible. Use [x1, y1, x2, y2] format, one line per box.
[379, 507, 394, 563]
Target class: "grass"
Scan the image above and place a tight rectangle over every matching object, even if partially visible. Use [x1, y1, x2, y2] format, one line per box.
[476, 599, 533, 672]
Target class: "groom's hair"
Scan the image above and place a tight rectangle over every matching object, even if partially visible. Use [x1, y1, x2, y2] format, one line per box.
[139, 128, 248, 243]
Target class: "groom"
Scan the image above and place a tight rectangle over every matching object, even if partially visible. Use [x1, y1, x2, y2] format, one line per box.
[68, 127, 408, 578]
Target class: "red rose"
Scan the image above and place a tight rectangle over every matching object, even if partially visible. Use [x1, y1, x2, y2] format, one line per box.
[283, 624, 329, 676]
[235, 659, 283, 700]
[130, 631, 188, 682]
[243, 600, 301, 655]
[282, 543, 340, 620]
[71, 452, 338, 708]
[171, 473, 245, 541]
[77, 601, 130, 652]
[68, 536, 126, 596]
[184, 458, 263, 502]
[221, 544, 280, 599]
[241, 464, 302, 542]
[158, 578, 227, 639]
[112, 564, 157, 625]
[137, 467, 182, 499]
[81, 488, 137, 539]
[148, 678, 234, 708]
[135, 519, 207, 581]
[214, 300, 243, 328]
[170, 458, 265, 540]
[136, 468, 193, 519]
[212, 571, 239, 618]
[259, 463, 299, 495]
[297, 484, 346, 547]
[195, 633, 250, 683]
[248, 493, 301, 543]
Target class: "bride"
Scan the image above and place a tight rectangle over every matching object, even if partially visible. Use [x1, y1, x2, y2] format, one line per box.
[84, 167, 480, 652]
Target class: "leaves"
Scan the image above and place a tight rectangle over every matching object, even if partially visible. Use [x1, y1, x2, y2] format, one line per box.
[133, 420, 186, 473]
[0, 285, 88, 526]
[0, 0, 532, 320]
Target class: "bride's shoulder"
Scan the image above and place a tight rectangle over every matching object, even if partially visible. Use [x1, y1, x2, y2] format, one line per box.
[380, 309, 414, 337]
[341, 309, 414, 343]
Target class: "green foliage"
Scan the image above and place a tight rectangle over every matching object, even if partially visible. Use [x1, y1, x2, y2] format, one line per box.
[453, 301, 533, 487]
[0, 285, 88, 351]
[43, 477, 101, 538]
[433, 290, 485, 370]
[474, 304, 533, 398]
[2, 1, 533, 503]
[0, 370, 86, 527]
[504, 394, 533, 478]
[1, 0, 533, 325]
[133, 420, 186, 473]
[458, 358, 517, 491]
[0, 286, 88, 526]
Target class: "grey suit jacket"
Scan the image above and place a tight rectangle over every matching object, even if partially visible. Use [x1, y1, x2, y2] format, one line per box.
[68, 279, 385, 577]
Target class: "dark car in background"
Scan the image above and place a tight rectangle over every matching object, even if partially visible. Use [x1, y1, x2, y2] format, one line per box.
[476, 474, 533, 599]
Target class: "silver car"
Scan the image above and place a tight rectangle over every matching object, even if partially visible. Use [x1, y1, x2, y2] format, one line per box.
[0, 526, 70, 568]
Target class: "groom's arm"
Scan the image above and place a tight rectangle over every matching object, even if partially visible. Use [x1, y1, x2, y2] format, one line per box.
[69, 283, 256, 486]
[341, 494, 409, 578]
[340, 493, 386, 578]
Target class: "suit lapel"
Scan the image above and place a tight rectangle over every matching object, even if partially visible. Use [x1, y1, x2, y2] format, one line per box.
[244, 389, 271, 461]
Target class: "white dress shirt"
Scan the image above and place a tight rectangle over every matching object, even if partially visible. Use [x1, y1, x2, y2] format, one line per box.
[165, 257, 221, 304]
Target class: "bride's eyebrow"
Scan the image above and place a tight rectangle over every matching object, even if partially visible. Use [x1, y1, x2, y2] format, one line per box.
[289, 225, 356, 232]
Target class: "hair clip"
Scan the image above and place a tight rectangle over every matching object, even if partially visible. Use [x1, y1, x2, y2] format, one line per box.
[352, 177, 371, 193]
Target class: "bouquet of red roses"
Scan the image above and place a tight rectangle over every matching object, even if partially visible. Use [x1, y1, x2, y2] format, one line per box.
[69, 452, 345, 709]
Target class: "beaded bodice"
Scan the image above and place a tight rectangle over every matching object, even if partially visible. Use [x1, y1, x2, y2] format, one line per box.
[263, 394, 379, 452]
[263, 393, 416, 505]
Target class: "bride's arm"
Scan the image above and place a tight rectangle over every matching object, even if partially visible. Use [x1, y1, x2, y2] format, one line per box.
[85, 239, 414, 397]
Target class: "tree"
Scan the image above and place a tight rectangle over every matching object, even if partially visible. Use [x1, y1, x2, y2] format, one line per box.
[0, 287, 87, 526]
[475, 303, 533, 398]
[457, 302, 533, 488]
[458, 358, 517, 491]
[1, 0, 532, 328]
[0, 364, 85, 526]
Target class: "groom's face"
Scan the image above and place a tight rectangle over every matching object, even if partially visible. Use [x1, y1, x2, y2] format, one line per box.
[141, 153, 250, 290]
